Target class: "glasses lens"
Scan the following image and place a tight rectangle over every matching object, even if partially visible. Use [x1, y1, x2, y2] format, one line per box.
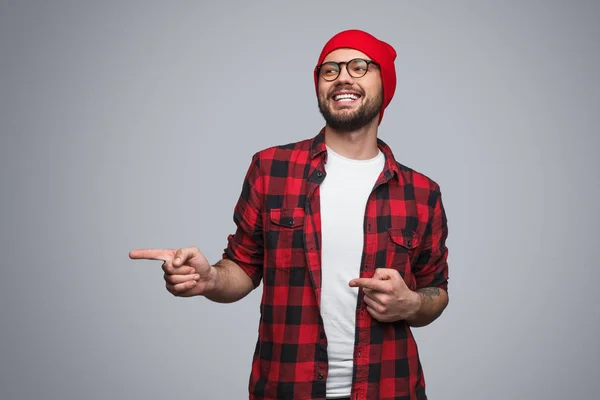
[348, 59, 368, 78]
[320, 62, 340, 81]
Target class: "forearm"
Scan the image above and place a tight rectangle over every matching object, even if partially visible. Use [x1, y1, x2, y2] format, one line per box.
[406, 287, 449, 327]
[203, 259, 255, 303]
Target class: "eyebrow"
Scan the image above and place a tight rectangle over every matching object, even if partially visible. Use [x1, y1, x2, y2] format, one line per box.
[322, 58, 376, 64]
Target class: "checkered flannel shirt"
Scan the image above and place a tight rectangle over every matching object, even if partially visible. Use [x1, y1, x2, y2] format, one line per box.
[223, 130, 449, 400]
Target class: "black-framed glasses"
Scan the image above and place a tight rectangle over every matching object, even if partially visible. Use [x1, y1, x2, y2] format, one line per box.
[316, 58, 379, 81]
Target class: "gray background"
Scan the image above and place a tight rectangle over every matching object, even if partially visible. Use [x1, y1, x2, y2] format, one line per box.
[1, 1, 598, 399]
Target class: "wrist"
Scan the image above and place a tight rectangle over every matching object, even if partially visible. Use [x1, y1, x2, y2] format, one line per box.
[202, 265, 220, 296]
[405, 290, 423, 322]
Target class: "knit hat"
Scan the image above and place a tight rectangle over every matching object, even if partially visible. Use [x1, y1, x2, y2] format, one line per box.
[314, 29, 397, 124]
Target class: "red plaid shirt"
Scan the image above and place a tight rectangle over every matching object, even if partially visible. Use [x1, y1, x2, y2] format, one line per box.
[223, 130, 449, 400]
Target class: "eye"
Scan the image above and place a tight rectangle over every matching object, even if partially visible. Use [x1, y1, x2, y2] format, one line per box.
[320, 63, 339, 77]
[349, 59, 368, 73]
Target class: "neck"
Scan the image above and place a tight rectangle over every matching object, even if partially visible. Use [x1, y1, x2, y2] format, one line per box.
[324, 117, 380, 160]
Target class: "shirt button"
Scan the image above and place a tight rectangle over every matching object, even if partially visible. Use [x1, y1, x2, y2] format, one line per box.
[288, 220, 294, 226]
[318, 373, 324, 380]
[316, 171, 323, 178]
[407, 240, 412, 247]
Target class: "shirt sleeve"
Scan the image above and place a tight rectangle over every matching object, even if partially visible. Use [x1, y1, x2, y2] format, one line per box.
[222, 152, 265, 288]
[413, 188, 449, 292]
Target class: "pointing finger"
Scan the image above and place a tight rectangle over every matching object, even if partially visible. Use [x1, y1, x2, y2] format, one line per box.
[349, 278, 389, 293]
[129, 249, 174, 262]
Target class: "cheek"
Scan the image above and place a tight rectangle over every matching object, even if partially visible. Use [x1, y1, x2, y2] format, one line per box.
[318, 83, 331, 101]
[364, 78, 382, 97]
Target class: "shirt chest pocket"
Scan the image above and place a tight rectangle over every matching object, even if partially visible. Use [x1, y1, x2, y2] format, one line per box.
[265, 207, 306, 265]
[387, 228, 421, 289]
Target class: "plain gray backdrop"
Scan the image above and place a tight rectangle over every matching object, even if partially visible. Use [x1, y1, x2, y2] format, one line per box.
[1, 1, 599, 399]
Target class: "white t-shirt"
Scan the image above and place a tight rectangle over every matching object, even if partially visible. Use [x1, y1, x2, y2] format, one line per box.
[319, 145, 385, 398]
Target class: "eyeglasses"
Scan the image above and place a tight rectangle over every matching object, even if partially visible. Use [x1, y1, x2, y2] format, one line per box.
[316, 58, 379, 81]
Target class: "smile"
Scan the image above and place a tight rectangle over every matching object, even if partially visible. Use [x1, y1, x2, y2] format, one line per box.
[332, 91, 362, 103]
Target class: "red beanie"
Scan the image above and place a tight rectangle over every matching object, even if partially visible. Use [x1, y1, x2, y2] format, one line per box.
[314, 29, 397, 124]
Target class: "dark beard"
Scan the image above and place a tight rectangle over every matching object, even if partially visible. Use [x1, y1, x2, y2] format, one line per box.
[318, 91, 383, 132]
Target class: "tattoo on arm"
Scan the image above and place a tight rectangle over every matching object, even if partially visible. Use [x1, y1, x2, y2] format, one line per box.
[417, 287, 441, 305]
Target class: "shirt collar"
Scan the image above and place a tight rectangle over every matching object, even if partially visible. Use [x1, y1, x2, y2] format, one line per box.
[310, 128, 400, 180]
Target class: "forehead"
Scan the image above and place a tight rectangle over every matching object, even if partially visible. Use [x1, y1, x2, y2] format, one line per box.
[322, 48, 369, 63]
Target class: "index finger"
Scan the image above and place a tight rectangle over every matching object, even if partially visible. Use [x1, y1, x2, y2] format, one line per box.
[129, 249, 173, 262]
[349, 278, 388, 292]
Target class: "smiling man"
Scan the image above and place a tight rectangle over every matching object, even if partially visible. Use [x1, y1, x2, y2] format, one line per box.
[130, 29, 450, 400]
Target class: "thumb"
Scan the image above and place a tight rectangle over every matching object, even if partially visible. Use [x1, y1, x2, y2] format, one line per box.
[173, 246, 206, 268]
[373, 268, 399, 280]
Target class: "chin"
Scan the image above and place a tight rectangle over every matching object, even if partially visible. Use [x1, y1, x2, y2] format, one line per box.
[330, 105, 360, 117]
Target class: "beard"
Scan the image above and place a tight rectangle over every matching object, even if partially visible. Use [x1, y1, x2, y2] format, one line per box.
[318, 87, 383, 132]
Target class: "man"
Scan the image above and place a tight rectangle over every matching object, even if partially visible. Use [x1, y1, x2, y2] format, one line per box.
[130, 29, 449, 400]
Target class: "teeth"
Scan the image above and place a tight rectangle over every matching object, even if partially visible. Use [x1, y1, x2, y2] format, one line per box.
[334, 93, 358, 101]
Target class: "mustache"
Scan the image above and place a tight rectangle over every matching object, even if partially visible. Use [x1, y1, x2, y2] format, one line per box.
[327, 85, 364, 98]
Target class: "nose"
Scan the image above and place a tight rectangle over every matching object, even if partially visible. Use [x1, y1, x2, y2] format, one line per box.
[335, 65, 355, 84]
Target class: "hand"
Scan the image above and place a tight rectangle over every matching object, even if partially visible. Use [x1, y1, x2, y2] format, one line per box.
[349, 268, 422, 323]
[129, 246, 216, 297]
